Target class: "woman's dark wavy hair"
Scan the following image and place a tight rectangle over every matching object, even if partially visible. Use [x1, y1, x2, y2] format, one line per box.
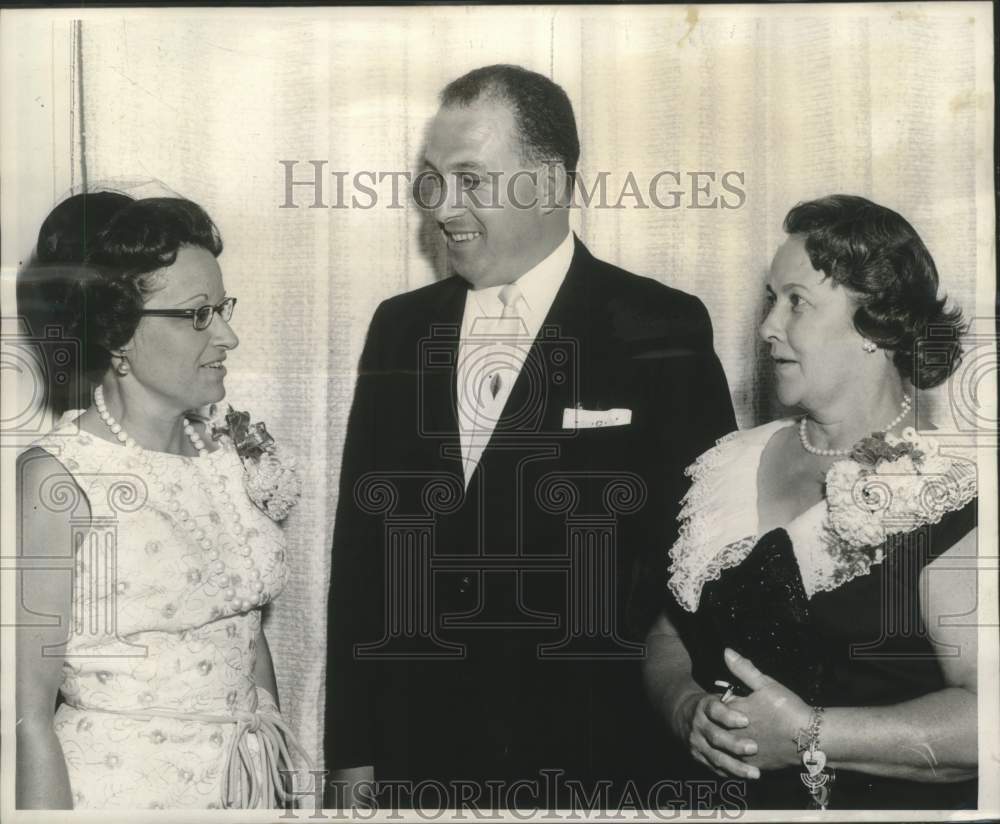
[784, 195, 966, 389]
[80, 197, 223, 379]
[17, 192, 136, 413]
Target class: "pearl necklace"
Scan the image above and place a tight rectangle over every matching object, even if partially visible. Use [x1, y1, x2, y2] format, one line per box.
[94, 385, 267, 612]
[799, 393, 912, 457]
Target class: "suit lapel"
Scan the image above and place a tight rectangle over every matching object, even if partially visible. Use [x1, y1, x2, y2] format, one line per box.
[493, 238, 598, 440]
[421, 277, 468, 472]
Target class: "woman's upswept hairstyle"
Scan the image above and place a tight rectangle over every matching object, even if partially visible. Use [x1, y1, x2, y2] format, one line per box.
[17, 194, 224, 411]
[18, 192, 136, 412]
[81, 197, 223, 378]
[784, 194, 965, 389]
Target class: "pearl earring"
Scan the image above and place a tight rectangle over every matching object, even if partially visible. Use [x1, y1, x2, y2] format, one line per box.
[862, 340, 878, 354]
[114, 356, 130, 376]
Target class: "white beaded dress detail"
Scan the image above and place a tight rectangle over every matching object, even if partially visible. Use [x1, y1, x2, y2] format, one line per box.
[31, 412, 291, 809]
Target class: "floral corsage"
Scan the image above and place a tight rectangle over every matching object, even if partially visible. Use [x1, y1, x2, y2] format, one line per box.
[825, 427, 976, 551]
[209, 405, 301, 521]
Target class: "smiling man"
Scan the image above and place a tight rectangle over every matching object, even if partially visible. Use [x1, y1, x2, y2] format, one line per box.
[421, 88, 570, 290]
[325, 65, 736, 809]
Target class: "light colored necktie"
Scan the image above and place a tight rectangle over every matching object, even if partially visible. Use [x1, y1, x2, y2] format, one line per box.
[490, 284, 524, 398]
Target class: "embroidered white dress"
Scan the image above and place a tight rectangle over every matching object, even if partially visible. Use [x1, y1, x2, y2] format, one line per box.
[31, 413, 296, 809]
[666, 419, 978, 809]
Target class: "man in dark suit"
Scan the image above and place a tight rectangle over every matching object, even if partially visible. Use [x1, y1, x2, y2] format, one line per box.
[325, 64, 736, 809]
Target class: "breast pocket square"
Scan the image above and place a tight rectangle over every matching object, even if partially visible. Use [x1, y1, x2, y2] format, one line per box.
[562, 407, 632, 429]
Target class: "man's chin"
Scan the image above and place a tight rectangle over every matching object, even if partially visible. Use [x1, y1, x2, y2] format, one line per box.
[452, 262, 496, 289]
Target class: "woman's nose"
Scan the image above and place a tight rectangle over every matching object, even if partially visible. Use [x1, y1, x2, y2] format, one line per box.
[213, 315, 239, 350]
[759, 303, 782, 343]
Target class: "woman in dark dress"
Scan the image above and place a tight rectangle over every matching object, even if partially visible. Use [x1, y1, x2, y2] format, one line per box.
[644, 195, 978, 810]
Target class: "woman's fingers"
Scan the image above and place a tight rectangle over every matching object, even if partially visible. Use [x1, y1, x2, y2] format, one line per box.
[689, 696, 760, 772]
[702, 723, 758, 758]
[705, 696, 749, 729]
[690, 747, 726, 778]
[690, 730, 760, 780]
[697, 711, 758, 758]
[696, 695, 757, 754]
[681, 690, 761, 781]
[723, 648, 772, 691]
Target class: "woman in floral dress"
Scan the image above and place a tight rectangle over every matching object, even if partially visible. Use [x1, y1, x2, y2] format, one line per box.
[16, 195, 304, 809]
[644, 195, 978, 809]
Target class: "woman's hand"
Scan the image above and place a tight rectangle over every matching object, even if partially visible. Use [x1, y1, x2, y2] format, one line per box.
[677, 689, 761, 780]
[723, 648, 812, 772]
[641, 612, 758, 780]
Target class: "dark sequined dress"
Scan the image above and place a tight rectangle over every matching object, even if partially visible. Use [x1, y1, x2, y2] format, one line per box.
[667, 420, 978, 810]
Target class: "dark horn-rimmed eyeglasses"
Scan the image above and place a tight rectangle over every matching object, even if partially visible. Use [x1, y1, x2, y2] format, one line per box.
[139, 297, 237, 331]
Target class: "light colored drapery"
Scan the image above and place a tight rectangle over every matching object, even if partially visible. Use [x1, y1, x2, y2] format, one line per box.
[6, 4, 994, 776]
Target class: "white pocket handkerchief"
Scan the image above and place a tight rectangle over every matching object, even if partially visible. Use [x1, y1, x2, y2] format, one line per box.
[562, 407, 632, 429]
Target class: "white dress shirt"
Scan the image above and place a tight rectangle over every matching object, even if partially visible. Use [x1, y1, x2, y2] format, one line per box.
[456, 230, 575, 486]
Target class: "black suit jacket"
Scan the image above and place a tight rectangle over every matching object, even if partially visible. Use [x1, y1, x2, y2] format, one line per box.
[325, 238, 735, 803]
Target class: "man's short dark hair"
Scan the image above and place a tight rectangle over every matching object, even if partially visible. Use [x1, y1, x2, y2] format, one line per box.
[441, 64, 580, 188]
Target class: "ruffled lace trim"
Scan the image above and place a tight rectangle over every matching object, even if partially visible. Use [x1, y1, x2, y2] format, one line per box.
[668, 420, 793, 612]
[668, 424, 978, 611]
[811, 522, 883, 596]
[787, 504, 858, 598]
[669, 535, 758, 612]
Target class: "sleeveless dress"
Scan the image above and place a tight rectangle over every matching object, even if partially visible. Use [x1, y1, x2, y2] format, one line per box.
[667, 419, 978, 810]
[30, 412, 304, 809]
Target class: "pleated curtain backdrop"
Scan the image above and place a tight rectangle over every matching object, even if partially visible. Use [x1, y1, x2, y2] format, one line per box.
[38, 4, 994, 773]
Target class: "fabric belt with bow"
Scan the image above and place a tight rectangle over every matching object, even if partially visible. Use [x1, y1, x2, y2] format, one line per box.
[66, 696, 313, 809]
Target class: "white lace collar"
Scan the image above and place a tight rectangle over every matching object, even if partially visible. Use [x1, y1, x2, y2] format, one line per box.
[667, 420, 977, 612]
[667, 419, 793, 612]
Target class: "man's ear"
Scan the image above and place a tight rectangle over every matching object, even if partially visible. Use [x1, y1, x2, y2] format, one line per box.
[539, 160, 570, 214]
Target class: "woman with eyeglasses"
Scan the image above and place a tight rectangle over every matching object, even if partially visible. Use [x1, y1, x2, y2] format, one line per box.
[16, 196, 305, 809]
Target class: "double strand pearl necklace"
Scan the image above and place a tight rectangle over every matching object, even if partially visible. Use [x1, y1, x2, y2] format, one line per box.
[94, 385, 267, 612]
[799, 393, 912, 457]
